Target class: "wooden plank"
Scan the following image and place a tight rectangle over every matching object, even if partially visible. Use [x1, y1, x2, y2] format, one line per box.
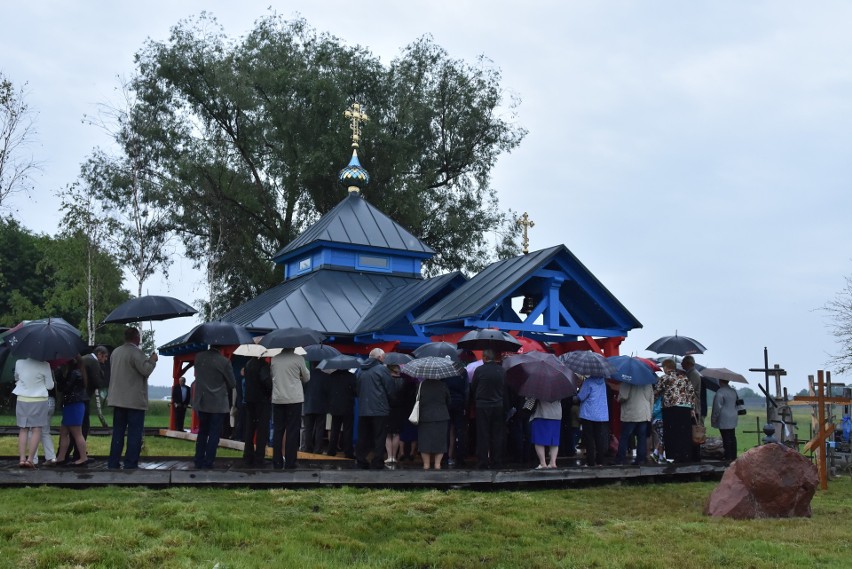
[171, 469, 320, 485]
[803, 423, 835, 453]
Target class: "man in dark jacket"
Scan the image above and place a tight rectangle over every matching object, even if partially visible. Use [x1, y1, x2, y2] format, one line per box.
[171, 376, 191, 431]
[300, 368, 328, 454]
[326, 369, 356, 458]
[242, 356, 272, 467]
[191, 345, 236, 469]
[470, 349, 508, 469]
[355, 348, 400, 469]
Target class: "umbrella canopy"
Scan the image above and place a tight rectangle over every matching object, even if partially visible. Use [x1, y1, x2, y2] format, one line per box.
[301, 343, 342, 362]
[700, 367, 748, 384]
[456, 329, 522, 353]
[102, 295, 197, 324]
[317, 355, 363, 372]
[260, 327, 327, 350]
[401, 356, 460, 380]
[185, 321, 255, 346]
[413, 341, 460, 361]
[503, 351, 577, 402]
[233, 343, 282, 358]
[3, 318, 87, 361]
[515, 336, 549, 354]
[634, 357, 661, 372]
[607, 355, 659, 385]
[383, 352, 413, 366]
[559, 351, 617, 378]
[646, 334, 707, 356]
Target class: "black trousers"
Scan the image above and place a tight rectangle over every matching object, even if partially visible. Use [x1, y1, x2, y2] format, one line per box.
[301, 413, 326, 453]
[272, 402, 302, 469]
[720, 428, 737, 461]
[356, 415, 389, 468]
[662, 406, 693, 463]
[173, 404, 187, 432]
[475, 406, 505, 468]
[244, 401, 271, 465]
[580, 419, 609, 466]
[327, 414, 354, 457]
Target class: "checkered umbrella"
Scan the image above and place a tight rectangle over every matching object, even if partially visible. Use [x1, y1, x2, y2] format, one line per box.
[401, 356, 460, 380]
[559, 350, 617, 378]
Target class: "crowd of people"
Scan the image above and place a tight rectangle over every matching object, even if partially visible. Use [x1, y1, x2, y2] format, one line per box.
[12, 333, 740, 470]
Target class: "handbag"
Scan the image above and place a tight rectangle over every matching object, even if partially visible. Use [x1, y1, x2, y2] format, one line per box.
[691, 412, 707, 445]
[736, 398, 747, 416]
[408, 383, 422, 425]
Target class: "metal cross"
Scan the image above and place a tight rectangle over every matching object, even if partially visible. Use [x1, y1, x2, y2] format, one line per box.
[344, 102, 369, 148]
[517, 212, 535, 254]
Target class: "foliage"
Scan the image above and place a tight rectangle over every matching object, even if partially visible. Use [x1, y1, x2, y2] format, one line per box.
[0, 480, 849, 568]
[0, 216, 129, 345]
[107, 13, 525, 316]
[0, 72, 41, 210]
[77, 83, 174, 298]
[822, 274, 852, 374]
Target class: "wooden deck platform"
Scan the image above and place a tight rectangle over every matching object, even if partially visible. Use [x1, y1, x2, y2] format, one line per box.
[0, 456, 727, 488]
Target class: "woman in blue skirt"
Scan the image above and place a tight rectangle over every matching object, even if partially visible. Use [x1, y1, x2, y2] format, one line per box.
[530, 398, 562, 469]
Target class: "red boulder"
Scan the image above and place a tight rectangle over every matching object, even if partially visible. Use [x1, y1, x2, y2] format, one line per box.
[705, 443, 818, 519]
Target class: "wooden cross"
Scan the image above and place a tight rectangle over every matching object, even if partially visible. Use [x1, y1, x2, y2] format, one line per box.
[517, 212, 535, 254]
[344, 102, 369, 148]
[793, 370, 852, 490]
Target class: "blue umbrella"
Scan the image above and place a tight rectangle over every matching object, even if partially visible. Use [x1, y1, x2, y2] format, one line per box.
[607, 355, 659, 385]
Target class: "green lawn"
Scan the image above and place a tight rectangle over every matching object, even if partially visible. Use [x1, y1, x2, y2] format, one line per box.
[0, 480, 849, 568]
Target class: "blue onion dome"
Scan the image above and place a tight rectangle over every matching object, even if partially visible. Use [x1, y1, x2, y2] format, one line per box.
[338, 149, 370, 194]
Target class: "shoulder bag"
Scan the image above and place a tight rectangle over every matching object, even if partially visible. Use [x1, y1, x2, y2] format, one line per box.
[408, 383, 422, 425]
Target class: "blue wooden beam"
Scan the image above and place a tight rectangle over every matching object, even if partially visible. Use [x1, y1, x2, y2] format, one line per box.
[462, 319, 629, 338]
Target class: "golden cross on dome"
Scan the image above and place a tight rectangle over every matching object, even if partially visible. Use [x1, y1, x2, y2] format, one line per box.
[517, 212, 535, 254]
[344, 102, 370, 148]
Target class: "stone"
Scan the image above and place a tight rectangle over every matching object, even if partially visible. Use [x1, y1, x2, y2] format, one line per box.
[704, 443, 819, 519]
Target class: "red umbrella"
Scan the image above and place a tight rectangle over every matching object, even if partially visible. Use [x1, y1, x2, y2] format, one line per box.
[634, 357, 661, 372]
[514, 336, 548, 354]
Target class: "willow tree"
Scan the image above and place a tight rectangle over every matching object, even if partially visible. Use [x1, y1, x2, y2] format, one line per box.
[113, 13, 524, 315]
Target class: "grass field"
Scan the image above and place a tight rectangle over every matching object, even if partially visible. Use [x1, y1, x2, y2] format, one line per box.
[0, 479, 849, 568]
[1, 407, 850, 568]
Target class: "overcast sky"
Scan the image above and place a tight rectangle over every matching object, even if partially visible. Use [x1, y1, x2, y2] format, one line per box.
[3, 1, 851, 393]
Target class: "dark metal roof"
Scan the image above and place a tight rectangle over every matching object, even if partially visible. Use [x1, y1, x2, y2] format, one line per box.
[414, 245, 642, 331]
[355, 271, 467, 334]
[274, 193, 434, 261]
[215, 269, 420, 336]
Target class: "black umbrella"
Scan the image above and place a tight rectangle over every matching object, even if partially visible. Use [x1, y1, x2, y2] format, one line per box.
[503, 351, 577, 402]
[185, 321, 254, 346]
[646, 334, 707, 356]
[102, 295, 197, 324]
[413, 341, 460, 361]
[317, 355, 362, 371]
[301, 344, 342, 362]
[260, 327, 327, 350]
[456, 329, 522, 353]
[4, 318, 87, 361]
[383, 352, 414, 366]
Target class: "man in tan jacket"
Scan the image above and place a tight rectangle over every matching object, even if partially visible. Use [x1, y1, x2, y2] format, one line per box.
[107, 327, 157, 470]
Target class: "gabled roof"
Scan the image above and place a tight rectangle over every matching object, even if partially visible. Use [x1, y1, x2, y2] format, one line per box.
[215, 269, 420, 336]
[273, 193, 434, 262]
[414, 245, 642, 333]
[355, 271, 467, 334]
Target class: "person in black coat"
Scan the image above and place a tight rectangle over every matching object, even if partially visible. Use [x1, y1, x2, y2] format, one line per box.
[417, 378, 451, 469]
[171, 376, 192, 431]
[300, 368, 328, 454]
[470, 350, 508, 469]
[242, 356, 272, 467]
[69, 346, 108, 461]
[325, 369, 356, 458]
